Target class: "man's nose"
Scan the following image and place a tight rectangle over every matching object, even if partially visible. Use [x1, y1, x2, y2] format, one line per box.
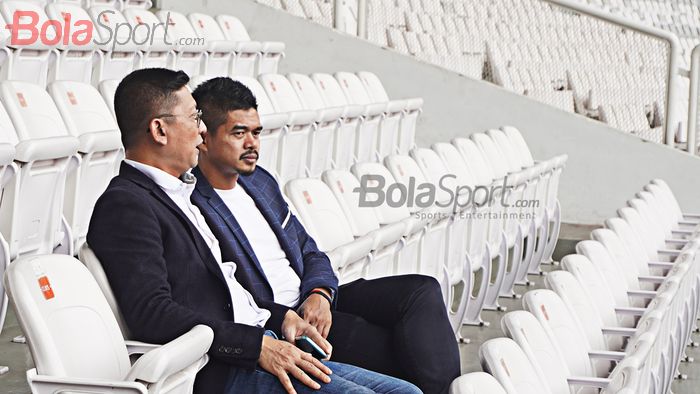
[199, 120, 207, 135]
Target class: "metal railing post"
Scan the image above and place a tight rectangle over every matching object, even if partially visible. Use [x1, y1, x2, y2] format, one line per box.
[688, 45, 700, 156]
[357, 0, 367, 39]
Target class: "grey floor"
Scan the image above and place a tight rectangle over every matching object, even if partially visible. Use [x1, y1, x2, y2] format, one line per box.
[2, 264, 700, 393]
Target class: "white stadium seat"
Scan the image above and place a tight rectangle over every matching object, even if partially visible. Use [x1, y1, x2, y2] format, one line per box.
[88, 5, 140, 84]
[48, 80, 123, 252]
[45, 3, 99, 85]
[4, 253, 212, 393]
[216, 14, 285, 76]
[121, 8, 174, 70]
[154, 10, 204, 77]
[0, 81, 79, 259]
[188, 13, 238, 77]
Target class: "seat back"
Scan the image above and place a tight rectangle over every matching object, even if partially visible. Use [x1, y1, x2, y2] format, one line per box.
[189, 13, 227, 42]
[351, 161, 411, 225]
[311, 73, 350, 107]
[4, 254, 131, 379]
[522, 289, 596, 378]
[576, 240, 634, 306]
[121, 8, 172, 69]
[0, 81, 79, 257]
[502, 126, 535, 167]
[487, 128, 522, 172]
[500, 310, 571, 393]
[604, 217, 650, 272]
[335, 71, 373, 105]
[216, 14, 252, 41]
[49, 80, 122, 251]
[561, 254, 625, 328]
[88, 6, 138, 83]
[410, 148, 455, 207]
[284, 178, 355, 252]
[591, 227, 648, 279]
[448, 372, 507, 394]
[98, 79, 120, 118]
[471, 132, 509, 179]
[45, 3, 98, 84]
[452, 137, 495, 186]
[0, 1, 54, 87]
[79, 243, 130, 338]
[259, 74, 305, 112]
[383, 153, 428, 215]
[544, 270, 619, 352]
[357, 71, 390, 102]
[154, 11, 202, 76]
[287, 72, 328, 110]
[479, 337, 552, 394]
[322, 169, 381, 237]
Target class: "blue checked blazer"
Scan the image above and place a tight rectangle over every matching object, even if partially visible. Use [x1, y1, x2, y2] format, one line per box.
[191, 166, 339, 307]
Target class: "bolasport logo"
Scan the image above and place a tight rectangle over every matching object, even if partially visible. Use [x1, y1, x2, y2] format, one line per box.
[4, 10, 204, 51]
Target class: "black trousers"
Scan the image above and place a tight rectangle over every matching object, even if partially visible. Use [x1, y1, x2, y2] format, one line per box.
[325, 275, 461, 394]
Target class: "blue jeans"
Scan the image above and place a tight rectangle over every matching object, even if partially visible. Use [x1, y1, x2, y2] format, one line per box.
[225, 360, 422, 393]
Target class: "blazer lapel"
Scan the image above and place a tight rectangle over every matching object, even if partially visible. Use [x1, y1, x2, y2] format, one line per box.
[120, 163, 227, 285]
[192, 167, 269, 283]
[238, 176, 303, 276]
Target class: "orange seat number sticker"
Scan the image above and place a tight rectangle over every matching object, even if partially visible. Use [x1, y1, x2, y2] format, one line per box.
[38, 276, 54, 300]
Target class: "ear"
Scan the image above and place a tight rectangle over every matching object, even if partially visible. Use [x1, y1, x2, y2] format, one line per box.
[147, 118, 168, 146]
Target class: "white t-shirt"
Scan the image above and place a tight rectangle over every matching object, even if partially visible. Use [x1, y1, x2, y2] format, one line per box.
[215, 185, 302, 307]
[124, 160, 271, 327]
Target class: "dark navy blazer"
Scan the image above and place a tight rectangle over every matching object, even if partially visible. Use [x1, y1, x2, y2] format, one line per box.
[87, 163, 290, 393]
[191, 166, 339, 307]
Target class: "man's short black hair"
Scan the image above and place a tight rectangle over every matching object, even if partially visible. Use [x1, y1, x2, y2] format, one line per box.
[114, 68, 190, 149]
[192, 77, 258, 133]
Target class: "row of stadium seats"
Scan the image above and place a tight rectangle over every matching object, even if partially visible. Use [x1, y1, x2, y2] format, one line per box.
[450, 179, 700, 393]
[258, 0, 676, 144]
[0, 1, 285, 88]
[282, 126, 566, 336]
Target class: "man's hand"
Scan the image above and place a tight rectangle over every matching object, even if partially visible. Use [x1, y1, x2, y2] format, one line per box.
[259, 335, 332, 394]
[297, 293, 333, 338]
[281, 310, 333, 357]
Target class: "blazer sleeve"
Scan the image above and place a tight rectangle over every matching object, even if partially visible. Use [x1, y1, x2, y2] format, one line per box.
[87, 187, 280, 369]
[287, 212, 339, 304]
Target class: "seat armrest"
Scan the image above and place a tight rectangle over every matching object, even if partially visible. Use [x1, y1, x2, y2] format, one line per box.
[587, 350, 626, 361]
[78, 130, 122, 153]
[342, 104, 366, 119]
[601, 326, 637, 337]
[315, 107, 344, 123]
[125, 325, 213, 383]
[261, 41, 285, 53]
[614, 306, 646, 316]
[627, 290, 657, 299]
[286, 110, 317, 126]
[665, 239, 689, 245]
[404, 97, 423, 111]
[637, 275, 666, 283]
[259, 113, 290, 130]
[125, 340, 161, 356]
[0, 143, 14, 166]
[566, 376, 611, 389]
[27, 369, 146, 394]
[205, 40, 239, 53]
[385, 99, 407, 114]
[671, 229, 694, 235]
[368, 221, 407, 250]
[658, 249, 680, 256]
[648, 261, 674, 268]
[363, 102, 388, 117]
[231, 41, 264, 53]
[328, 235, 374, 269]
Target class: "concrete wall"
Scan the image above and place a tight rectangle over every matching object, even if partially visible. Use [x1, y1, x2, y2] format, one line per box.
[160, 0, 700, 225]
